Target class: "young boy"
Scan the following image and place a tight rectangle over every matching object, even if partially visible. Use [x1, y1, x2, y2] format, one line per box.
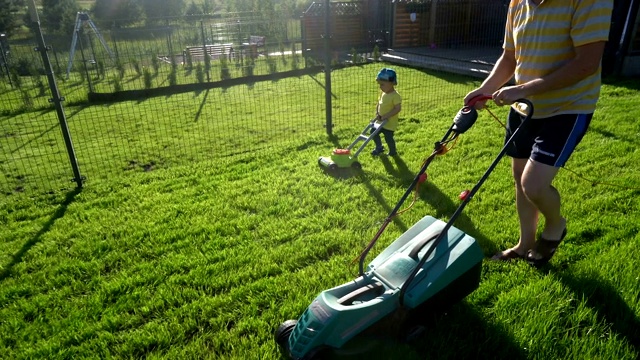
[371, 68, 402, 156]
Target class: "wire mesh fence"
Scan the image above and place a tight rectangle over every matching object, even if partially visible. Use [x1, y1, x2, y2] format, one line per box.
[0, 1, 505, 195]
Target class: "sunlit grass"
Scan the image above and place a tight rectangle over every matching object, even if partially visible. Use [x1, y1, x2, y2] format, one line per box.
[0, 76, 639, 359]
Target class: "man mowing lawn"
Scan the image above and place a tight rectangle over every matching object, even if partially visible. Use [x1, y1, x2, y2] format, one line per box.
[464, 0, 614, 266]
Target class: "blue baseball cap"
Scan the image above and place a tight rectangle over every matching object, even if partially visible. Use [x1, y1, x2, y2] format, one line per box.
[376, 68, 397, 85]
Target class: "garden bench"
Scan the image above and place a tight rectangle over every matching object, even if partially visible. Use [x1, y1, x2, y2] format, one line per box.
[184, 44, 234, 62]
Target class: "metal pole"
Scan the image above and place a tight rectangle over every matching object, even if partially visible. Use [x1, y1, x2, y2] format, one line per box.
[27, 0, 83, 188]
[201, 21, 210, 81]
[79, 31, 94, 93]
[324, 0, 333, 136]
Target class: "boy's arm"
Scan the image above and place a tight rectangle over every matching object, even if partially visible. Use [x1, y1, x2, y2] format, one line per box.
[380, 103, 401, 121]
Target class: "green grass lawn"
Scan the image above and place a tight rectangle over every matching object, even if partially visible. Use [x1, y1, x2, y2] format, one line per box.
[1, 75, 639, 359]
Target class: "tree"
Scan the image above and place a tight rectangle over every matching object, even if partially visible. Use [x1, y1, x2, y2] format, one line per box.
[0, 0, 24, 36]
[92, 0, 143, 28]
[41, 0, 80, 35]
[140, 0, 185, 24]
[186, 1, 202, 16]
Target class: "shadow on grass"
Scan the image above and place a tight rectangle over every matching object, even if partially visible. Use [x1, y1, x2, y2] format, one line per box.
[319, 132, 499, 258]
[283, 301, 525, 360]
[552, 268, 640, 353]
[0, 187, 81, 282]
[193, 88, 210, 122]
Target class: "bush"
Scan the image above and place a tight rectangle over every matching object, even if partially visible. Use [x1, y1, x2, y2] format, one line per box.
[168, 67, 177, 86]
[20, 89, 33, 110]
[111, 75, 123, 92]
[116, 60, 125, 79]
[143, 67, 152, 89]
[266, 57, 277, 74]
[219, 56, 230, 80]
[152, 55, 160, 75]
[185, 52, 193, 70]
[132, 59, 141, 76]
[373, 45, 380, 61]
[195, 63, 205, 83]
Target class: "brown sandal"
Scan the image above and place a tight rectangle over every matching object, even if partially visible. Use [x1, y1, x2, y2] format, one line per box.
[491, 249, 526, 261]
[526, 228, 567, 268]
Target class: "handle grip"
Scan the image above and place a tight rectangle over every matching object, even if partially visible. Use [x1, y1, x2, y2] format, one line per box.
[465, 94, 493, 108]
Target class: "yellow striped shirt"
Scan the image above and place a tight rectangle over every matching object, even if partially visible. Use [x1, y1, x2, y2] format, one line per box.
[504, 0, 613, 118]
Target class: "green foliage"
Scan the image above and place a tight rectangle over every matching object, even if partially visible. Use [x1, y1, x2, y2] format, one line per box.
[115, 60, 125, 79]
[143, 67, 152, 89]
[0, 0, 22, 36]
[350, 47, 361, 64]
[132, 58, 141, 76]
[97, 59, 105, 79]
[111, 74, 122, 92]
[242, 61, 254, 77]
[91, 0, 143, 28]
[19, 88, 32, 110]
[185, 51, 193, 70]
[373, 45, 380, 61]
[291, 42, 299, 70]
[185, 1, 202, 15]
[79, 65, 87, 83]
[34, 75, 46, 96]
[40, 0, 80, 35]
[151, 55, 160, 75]
[219, 55, 230, 80]
[141, 0, 186, 25]
[195, 63, 204, 83]
[266, 56, 277, 74]
[168, 66, 177, 86]
[9, 67, 21, 87]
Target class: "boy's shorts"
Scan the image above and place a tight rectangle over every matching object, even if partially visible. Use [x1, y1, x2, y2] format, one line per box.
[504, 108, 592, 167]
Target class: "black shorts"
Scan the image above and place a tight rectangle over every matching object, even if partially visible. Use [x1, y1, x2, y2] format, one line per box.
[504, 108, 592, 167]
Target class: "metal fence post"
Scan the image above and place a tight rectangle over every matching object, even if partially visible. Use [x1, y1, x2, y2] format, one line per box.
[324, 0, 333, 136]
[27, 0, 83, 188]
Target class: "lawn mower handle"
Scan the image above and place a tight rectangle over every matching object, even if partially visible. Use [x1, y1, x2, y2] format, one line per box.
[465, 94, 493, 108]
[397, 98, 534, 307]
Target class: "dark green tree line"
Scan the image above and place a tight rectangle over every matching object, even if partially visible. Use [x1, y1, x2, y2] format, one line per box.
[0, 0, 25, 36]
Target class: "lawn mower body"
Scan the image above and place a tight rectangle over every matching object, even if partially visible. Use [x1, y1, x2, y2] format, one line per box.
[280, 216, 483, 359]
[318, 119, 387, 170]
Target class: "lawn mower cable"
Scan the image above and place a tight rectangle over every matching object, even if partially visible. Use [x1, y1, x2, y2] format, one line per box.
[351, 132, 461, 266]
[353, 95, 496, 273]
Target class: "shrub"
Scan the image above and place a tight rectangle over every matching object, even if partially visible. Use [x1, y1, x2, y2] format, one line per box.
[132, 59, 141, 76]
[112, 75, 123, 92]
[291, 43, 299, 70]
[168, 67, 177, 86]
[143, 67, 152, 89]
[185, 52, 193, 70]
[195, 63, 205, 83]
[152, 55, 160, 75]
[266, 57, 277, 74]
[116, 60, 125, 79]
[219, 56, 230, 80]
[373, 45, 380, 61]
[20, 89, 33, 110]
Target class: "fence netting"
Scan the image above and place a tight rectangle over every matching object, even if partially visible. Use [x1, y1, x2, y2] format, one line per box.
[1, 1, 504, 194]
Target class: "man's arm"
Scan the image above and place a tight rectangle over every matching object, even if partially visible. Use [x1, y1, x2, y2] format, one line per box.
[464, 48, 516, 107]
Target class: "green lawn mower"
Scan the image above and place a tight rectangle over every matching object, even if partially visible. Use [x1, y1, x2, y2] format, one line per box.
[318, 119, 388, 171]
[276, 96, 534, 359]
